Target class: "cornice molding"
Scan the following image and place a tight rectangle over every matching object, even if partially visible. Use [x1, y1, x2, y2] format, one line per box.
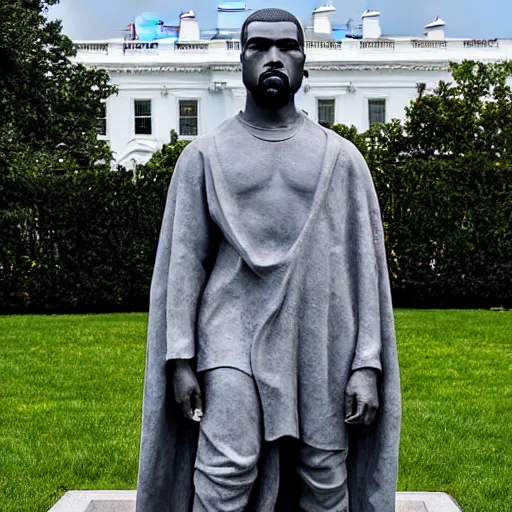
[93, 62, 455, 74]
[308, 63, 451, 72]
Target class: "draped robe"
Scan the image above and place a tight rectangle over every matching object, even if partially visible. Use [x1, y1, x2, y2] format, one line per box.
[136, 117, 401, 512]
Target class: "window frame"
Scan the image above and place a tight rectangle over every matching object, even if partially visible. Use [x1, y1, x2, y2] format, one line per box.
[178, 98, 200, 139]
[97, 101, 108, 139]
[316, 97, 336, 129]
[134, 99, 153, 136]
[367, 97, 387, 128]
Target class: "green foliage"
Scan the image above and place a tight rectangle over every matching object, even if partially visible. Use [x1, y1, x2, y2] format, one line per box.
[332, 60, 512, 307]
[0, 0, 117, 171]
[140, 130, 190, 172]
[1, 61, 512, 309]
[0, 167, 173, 310]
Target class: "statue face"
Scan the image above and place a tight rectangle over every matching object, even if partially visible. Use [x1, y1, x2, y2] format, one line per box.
[241, 21, 306, 110]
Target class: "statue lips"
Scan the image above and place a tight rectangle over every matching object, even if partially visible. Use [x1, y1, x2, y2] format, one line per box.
[260, 70, 289, 97]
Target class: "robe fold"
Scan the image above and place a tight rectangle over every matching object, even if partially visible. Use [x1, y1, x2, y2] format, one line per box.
[136, 117, 401, 512]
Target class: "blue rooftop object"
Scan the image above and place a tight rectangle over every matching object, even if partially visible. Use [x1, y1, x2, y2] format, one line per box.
[218, 1, 247, 12]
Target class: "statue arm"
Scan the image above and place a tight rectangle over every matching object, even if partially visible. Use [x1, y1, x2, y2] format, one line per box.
[160, 144, 219, 421]
[342, 139, 386, 425]
[164, 143, 219, 362]
[344, 220, 382, 426]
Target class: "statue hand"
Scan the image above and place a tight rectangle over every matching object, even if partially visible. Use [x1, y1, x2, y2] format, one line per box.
[344, 368, 379, 426]
[172, 359, 203, 422]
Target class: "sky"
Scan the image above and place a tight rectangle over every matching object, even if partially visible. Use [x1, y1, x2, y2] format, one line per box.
[49, 0, 512, 40]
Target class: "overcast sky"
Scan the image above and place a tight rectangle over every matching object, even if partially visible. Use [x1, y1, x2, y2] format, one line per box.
[49, 0, 512, 40]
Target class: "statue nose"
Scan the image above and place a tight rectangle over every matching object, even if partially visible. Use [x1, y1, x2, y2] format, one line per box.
[265, 46, 283, 68]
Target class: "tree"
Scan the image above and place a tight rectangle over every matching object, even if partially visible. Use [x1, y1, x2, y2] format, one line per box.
[0, 0, 117, 172]
[332, 60, 512, 307]
[139, 130, 190, 175]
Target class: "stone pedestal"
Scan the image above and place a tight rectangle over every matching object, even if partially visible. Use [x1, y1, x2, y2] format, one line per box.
[49, 490, 462, 511]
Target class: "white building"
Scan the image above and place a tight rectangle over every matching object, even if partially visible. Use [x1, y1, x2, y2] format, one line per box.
[74, 9, 512, 168]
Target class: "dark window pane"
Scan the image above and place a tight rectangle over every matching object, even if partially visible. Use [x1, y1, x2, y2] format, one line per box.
[135, 100, 151, 117]
[134, 100, 152, 134]
[97, 103, 107, 135]
[318, 99, 335, 128]
[179, 100, 198, 136]
[180, 116, 198, 136]
[180, 101, 197, 116]
[97, 117, 107, 136]
[369, 99, 386, 126]
[135, 116, 152, 135]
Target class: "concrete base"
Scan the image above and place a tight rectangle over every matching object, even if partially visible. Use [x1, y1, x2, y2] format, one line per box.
[49, 490, 462, 511]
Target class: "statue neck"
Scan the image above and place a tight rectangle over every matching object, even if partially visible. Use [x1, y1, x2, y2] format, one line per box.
[241, 92, 302, 130]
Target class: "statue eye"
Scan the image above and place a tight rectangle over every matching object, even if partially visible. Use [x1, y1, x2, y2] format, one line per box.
[278, 41, 300, 51]
[246, 39, 271, 51]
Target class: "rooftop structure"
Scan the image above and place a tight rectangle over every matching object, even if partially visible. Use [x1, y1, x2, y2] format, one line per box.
[361, 9, 382, 39]
[75, 2, 512, 169]
[425, 17, 446, 40]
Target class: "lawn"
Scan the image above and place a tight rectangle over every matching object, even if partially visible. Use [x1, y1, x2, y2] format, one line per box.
[0, 310, 511, 512]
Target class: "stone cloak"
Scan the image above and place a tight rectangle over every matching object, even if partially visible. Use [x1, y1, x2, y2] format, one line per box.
[136, 122, 401, 512]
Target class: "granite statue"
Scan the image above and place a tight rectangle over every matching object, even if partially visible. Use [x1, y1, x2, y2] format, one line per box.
[136, 8, 401, 511]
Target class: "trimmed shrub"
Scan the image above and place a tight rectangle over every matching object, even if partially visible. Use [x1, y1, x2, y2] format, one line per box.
[1, 62, 511, 310]
[0, 167, 172, 311]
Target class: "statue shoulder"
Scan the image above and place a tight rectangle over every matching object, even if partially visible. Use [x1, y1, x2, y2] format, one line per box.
[187, 116, 239, 152]
[324, 130, 368, 171]
[173, 116, 239, 177]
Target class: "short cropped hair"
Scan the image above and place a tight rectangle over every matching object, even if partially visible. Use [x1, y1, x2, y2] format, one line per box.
[240, 8, 305, 52]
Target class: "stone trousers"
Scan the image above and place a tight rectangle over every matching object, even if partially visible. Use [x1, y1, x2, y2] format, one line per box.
[193, 368, 348, 512]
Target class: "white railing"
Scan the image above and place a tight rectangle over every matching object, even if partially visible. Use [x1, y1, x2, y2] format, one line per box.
[463, 39, 499, 48]
[411, 39, 447, 49]
[74, 42, 109, 53]
[175, 42, 210, 51]
[305, 40, 343, 50]
[74, 38, 508, 57]
[360, 39, 395, 50]
[123, 42, 159, 53]
[226, 40, 240, 51]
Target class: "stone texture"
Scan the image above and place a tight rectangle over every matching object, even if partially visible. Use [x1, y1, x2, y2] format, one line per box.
[49, 491, 136, 512]
[397, 501, 428, 512]
[49, 491, 462, 512]
[397, 492, 462, 511]
[85, 501, 135, 512]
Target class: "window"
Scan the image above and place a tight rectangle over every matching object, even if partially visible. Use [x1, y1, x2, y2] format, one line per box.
[317, 99, 335, 128]
[97, 102, 107, 136]
[134, 100, 152, 135]
[368, 99, 386, 126]
[179, 100, 198, 136]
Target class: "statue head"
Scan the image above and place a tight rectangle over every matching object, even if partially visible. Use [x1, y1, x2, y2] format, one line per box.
[240, 8, 306, 110]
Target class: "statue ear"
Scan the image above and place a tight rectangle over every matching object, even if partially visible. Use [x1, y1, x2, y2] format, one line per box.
[303, 70, 309, 78]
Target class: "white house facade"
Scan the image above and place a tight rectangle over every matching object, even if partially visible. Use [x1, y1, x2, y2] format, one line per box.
[73, 22, 512, 168]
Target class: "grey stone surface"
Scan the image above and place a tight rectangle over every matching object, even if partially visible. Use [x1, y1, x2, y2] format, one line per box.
[85, 501, 135, 512]
[398, 492, 462, 511]
[396, 501, 429, 512]
[49, 491, 136, 512]
[136, 8, 401, 512]
[50, 491, 462, 512]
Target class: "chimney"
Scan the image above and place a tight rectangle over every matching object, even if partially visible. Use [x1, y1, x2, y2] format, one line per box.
[312, 3, 336, 38]
[179, 10, 200, 41]
[424, 16, 446, 40]
[361, 9, 381, 39]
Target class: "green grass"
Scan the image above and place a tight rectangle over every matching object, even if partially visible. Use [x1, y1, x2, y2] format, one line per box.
[0, 314, 146, 511]
[0, 311, 511, 512]
[396, 310, 512, 512]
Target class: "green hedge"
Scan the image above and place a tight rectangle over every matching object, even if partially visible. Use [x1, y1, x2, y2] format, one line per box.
[1, 147, 510, 311]
[373, 153, 511, 308]
[0, 167, 172, 311]
[2, 59, 512, 310]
